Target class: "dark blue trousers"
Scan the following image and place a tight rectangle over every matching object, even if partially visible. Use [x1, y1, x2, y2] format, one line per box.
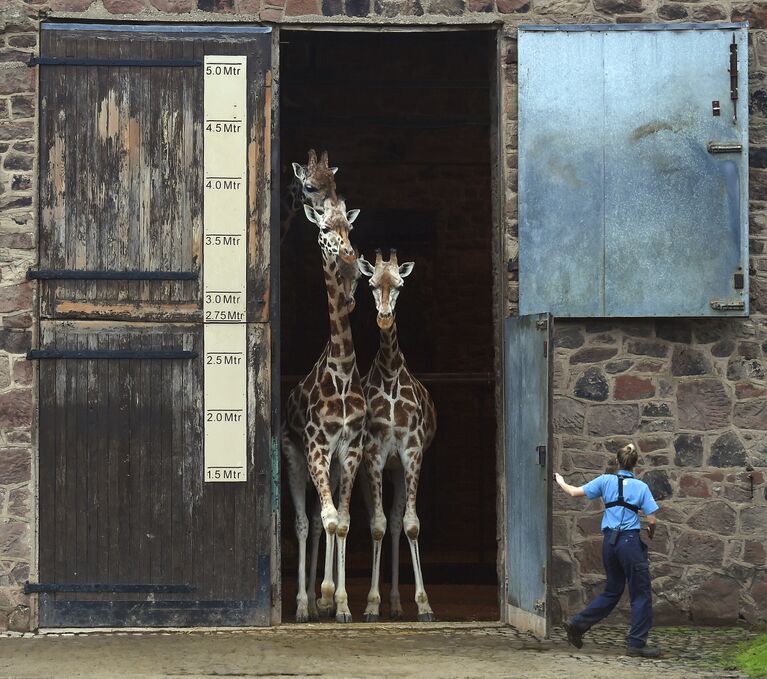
[570, 529, 652, 648]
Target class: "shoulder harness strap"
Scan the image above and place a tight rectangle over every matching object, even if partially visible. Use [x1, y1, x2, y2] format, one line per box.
[604, 475, 641, 513]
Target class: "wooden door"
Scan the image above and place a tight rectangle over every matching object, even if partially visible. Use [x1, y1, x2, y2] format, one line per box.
[34, 22, 276, 627]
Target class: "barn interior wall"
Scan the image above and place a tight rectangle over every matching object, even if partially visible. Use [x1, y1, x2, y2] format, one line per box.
[0, 0, 766, 630]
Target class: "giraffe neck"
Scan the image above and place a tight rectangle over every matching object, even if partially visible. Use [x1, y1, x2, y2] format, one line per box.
[322, 251, 355, 364]
[376, 318, 404, 375]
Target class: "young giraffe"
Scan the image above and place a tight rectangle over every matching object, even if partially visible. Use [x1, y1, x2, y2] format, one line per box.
[358, 249, 437, 623]
[282, 190, 366, 624]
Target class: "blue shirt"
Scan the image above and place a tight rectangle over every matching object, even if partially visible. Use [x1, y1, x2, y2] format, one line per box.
[582, 470, 659, 531]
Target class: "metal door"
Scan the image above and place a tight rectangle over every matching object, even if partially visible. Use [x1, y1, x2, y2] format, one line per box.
[504, 313, 552, 637]
[519, 23, 749, 317]
[33, 23, 276, 627]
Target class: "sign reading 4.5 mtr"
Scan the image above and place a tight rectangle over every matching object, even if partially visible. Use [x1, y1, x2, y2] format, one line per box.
[203, 55, 248, 483]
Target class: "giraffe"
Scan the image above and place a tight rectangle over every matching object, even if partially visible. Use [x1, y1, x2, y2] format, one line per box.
[358, 249, 437, 623]
[280, 149, 338, 244]
[282, 181, 366, 624]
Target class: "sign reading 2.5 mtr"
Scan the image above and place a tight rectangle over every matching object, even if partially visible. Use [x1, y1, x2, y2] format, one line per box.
[203, 55, 248, 483]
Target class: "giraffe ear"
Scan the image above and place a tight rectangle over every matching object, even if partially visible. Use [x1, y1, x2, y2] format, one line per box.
[357, 257, 375, 278]
[292, 163, 306, 182]
[303, 204, 322, 226]
[346, 209, 360, 225]
[398, 262, 415, 278]
[330, 167, 339, 175]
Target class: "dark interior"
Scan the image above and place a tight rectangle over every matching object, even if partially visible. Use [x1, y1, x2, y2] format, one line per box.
[279, 29, 499, 622]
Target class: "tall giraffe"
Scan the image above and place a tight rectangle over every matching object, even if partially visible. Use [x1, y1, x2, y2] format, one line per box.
[358, 249, 437, 623]
[280, 149, 338, 244]
[282, 185, 366, 623]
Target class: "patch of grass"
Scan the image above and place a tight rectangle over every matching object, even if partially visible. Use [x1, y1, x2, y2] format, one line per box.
[734, 634, 767, 678]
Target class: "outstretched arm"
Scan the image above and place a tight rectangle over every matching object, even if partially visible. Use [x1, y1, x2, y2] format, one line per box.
[554, 473, 586, 497]
[646, 512, 657, 540]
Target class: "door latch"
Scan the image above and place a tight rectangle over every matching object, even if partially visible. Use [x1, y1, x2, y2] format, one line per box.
[707, 142, 743, 154]
[536, 445, 546, 466]
[710, 299, 745, 311]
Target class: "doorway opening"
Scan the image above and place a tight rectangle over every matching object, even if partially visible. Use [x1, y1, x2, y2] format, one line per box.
[279, 28, 500, 623]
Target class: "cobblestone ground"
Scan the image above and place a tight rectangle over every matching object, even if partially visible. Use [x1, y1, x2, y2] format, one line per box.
[0, 623, 758, 678]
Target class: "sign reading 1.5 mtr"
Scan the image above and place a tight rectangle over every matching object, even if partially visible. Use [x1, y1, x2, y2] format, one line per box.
[203, 55, 248, 483]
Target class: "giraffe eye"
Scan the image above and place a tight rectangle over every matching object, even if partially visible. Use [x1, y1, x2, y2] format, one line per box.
[304, 185, 318, 193]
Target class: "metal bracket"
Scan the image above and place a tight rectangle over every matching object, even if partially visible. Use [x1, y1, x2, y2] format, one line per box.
[27, 268, 198, 281]
[25, 582, 195, 594]
[29, 56, 202, 68]
[707, 142, 743, 154]
[27, 350, 198, 360]
[729, 36, 738, 121]
[533, 598, 546, 612]
[710, 299, 745, 312]
[536, 445, 547, 466]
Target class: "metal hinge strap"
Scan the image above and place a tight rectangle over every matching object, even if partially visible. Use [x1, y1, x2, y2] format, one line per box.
[729, 36, 738, 120]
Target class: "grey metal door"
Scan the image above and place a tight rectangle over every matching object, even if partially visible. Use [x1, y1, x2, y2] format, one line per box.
[519, 23, 749, 318]
[504, 313, 552, 637]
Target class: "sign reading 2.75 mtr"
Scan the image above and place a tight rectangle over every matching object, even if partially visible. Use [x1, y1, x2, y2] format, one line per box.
[203, 55, 248, 483]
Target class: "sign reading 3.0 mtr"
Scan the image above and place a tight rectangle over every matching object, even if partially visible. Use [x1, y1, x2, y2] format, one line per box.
[203, 55, 248, 482]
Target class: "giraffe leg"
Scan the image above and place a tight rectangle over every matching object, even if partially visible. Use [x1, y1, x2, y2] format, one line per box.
[389, 464, 405, 621]
[307, 497, 322, 621]
[306, 442, 338, 619]
[362, 447, 386, 623]
[283, 437, 310, 623]
[402, 446, 435, 622]
[333, 435, 364, 623]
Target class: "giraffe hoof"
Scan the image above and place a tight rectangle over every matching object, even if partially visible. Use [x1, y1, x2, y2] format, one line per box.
[363, 613, 379, 623]
[317, 604, 336, 619]
[295, 611, 310, 623]
[417, 612, 437, 623]
[308, 609, 320, 622]
[389, 610, 402, 621]
[335, 611, 353, 624]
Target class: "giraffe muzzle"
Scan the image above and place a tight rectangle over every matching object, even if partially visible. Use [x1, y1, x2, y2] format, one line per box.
[377, 313, 393, 329]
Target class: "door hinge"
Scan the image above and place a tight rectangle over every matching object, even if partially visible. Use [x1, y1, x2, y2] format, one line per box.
[729, 36, 738, 121]
[536, 445, 546, 466]
[543, 341, 548, 358]
[535, 319, 548, 331]
[534, 598, 545, 613]
[707, 142, 743, 154]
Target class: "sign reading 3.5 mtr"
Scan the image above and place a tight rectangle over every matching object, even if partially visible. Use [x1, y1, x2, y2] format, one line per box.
[203, 55, 248, 483]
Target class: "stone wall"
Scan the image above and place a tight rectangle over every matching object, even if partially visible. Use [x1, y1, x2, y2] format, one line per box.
[1, 0, 766, 631]
[0, 9, 38, 632]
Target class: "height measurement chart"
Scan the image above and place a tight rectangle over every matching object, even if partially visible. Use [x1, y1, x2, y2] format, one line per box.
[203, 55, 248, 482]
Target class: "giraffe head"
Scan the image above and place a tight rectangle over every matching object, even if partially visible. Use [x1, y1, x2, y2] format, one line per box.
[292, 149, 338, 210]
[358, 249, 415, 330]
[304, 199, 361, 310]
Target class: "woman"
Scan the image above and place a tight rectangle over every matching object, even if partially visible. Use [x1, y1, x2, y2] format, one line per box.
[554, 443, 661, 658]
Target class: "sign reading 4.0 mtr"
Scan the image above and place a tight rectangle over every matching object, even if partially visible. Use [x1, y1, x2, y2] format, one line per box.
[203, 55, 248, 483]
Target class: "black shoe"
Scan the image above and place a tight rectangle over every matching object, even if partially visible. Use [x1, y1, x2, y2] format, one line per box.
[563, 621, 583, 649]
[627, 645, 662, 658]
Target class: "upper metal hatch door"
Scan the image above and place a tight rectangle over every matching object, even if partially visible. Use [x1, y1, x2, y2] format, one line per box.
[504, 313, 552, 637]
[519, 24, 749, 318]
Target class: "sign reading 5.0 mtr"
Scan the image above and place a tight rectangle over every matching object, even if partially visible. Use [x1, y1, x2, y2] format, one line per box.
[203, 55, 248, 483]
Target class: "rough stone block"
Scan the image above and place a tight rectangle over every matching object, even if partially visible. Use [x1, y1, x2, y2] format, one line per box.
[673, 532, 724, 566]
[733, 399, 767, 430]
[736, 382, 767, 399]
[0, 520, 29, 559]
[553, 397, 585, 434]
[678, 474, 709, 497]
[671, 347, 711, 376]
[425, 0, 463, 12]
[710, 431, 747, 467]
[658, 3, 688, 19]
[626, 339, 668, 358]
[687, 501, 736, 534]
[0, 331, 31, 354]
[691, 3, 726, 20]
[587, 404, 640, 436]
[593, 0, 643, 12]
[0, 389, 32, 429]
[741, 506, 767, 534]
[0, 66, 34, 97]
[605, 359, 632, 374]
[576, 538, 604, 574]
[150, 0, 194, 10]
[727, 356, 766, 381]
[642, 469, 673, 500]
[711, 339, 735, 357]
[674, 433, 703, 466]
[642, 402, 671, 417]
[733, 2, 767, 28]
[569, 346, 618, 364]
[690, 574, 740, 624]
[496, 0, 530, 11]
[677, 379, 732, 430]
[574, 367, 608, 402]
[0, 448, 30, 484]
[614, 375, 655, 400]
[554, 326, 584, 349]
